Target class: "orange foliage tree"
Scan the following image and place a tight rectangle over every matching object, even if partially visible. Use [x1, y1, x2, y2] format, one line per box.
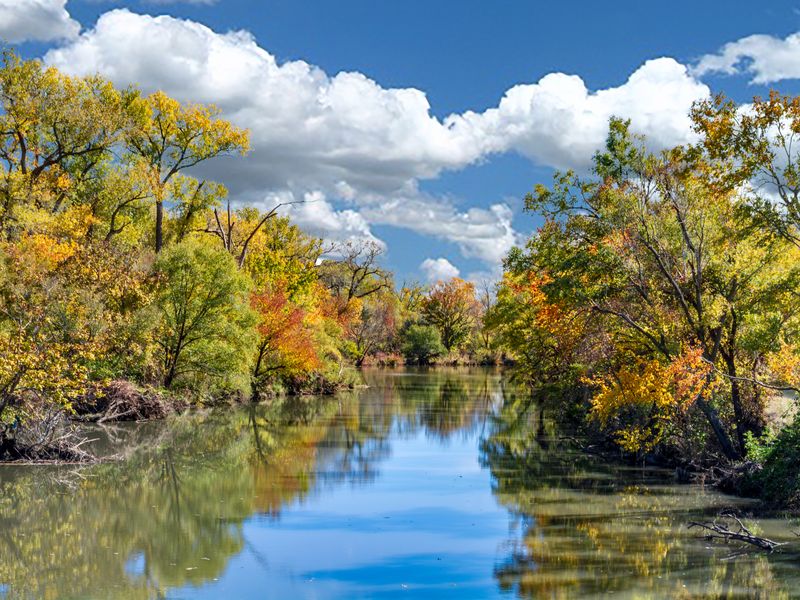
[250, 283, 320, 396]
[422, 278, 481, 352]
[588, 348, 713, 453]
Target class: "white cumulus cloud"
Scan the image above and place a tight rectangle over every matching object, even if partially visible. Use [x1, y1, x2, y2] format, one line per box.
[0, 0, 79, 43]
[280, 191, 385, 249]
[694, 31, 800, 84]
[42, 9, 712, 266]
[44, 9, 481, 198]
[451, 58, 709, 170]
[420, 258, 460, 282]
[362, 197, 519, 265]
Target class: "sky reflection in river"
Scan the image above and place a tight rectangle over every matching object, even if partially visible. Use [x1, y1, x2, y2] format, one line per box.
[1, 368, 799, 599]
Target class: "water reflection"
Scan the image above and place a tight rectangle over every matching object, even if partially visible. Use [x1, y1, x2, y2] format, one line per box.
[0, 368, 797, 599]
[483, 391, 800, 599]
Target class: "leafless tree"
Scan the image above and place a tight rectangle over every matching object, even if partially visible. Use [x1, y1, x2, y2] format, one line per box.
[319, 240, 391, 314]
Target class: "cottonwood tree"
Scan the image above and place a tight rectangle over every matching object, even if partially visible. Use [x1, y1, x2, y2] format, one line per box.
[517, 118, 800, 458]
[0, 51, 137, 237]
[125, 91, 249, 252]
[201, 197, 307, 268]
[692, 92, 800, 248]
[318, 240, 391, 316]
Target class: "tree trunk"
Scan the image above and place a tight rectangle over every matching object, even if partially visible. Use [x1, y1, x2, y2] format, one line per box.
[250, 342, 268, 401]
[729, 377, 747, 453]
[163, 363, 177, 389]
[696, 396, 741, 460]
[723, 351, 764, 452]
[163, 345, 180, 389]
[155, 200, 164, 253]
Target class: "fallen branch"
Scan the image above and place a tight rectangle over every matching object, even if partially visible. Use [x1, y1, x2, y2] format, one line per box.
[77, 380, 178, 423]
[689, 512, 785, 552]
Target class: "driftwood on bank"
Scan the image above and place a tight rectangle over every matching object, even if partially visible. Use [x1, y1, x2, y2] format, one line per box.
[688, 512, 785, 552]
[0, 408, 95, 463]
[75, 380, 180, 423]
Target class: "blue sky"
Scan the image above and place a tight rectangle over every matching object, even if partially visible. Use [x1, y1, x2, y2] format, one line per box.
[8, 0, 800, 282]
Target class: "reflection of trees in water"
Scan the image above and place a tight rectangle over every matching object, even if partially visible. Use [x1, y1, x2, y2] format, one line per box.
[361, 367, 500, 441]
[0, 368, 502, 599]
[0, 439, 248, 599]
[0, 400, 341, 599]
[248, 394, 389, 501]
[482, 397, 799, 599]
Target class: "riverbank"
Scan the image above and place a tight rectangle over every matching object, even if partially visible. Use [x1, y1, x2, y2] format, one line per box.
[563, 418, 800, 515]
[0, 368, 365, 463]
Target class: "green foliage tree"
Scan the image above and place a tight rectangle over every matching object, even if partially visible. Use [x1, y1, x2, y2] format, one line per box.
[154, 239, 255, 389]
[401, 324, 446, 365]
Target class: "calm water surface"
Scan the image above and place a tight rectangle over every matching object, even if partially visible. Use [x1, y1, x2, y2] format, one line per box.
[1, 368, 799, 599]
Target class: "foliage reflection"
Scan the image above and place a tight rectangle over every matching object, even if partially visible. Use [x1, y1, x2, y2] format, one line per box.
[482, 397, 800, 598]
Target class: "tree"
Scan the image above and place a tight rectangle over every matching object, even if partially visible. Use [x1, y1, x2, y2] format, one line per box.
[0, 232, 153, 456]
[422, 278, 480, 352]
[237, 212, 323, 291]
[692, 92, 800, 248]
[515, 118, 800, 458]
[588, 348, 711, 453]
[238, 215, 342, 391]
[0, 237, 92, 453]
[401, 324, 446, 365]
[486, 271, 587, 393]
[125, 91, 249, 252]
[347, 290, 399, 366]
[250, 283, 319, 397]
[474, 278, 497, 354]
[201, 197, 308, 268]
[318, 240, 391, 316]
[154, 239, 255, 389]
[0, 51, 137, 238]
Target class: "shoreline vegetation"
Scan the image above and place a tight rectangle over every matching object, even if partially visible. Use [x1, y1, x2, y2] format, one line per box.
[3, 50, 800, 514]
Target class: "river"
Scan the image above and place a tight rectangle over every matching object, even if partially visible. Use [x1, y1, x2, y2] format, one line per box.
[0, 368, 798, 599]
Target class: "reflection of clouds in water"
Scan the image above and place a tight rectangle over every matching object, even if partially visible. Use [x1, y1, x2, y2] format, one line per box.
[124, 552, 146, 578]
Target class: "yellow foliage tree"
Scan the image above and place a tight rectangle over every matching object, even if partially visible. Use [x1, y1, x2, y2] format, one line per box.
[588, 348, 713, 453]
